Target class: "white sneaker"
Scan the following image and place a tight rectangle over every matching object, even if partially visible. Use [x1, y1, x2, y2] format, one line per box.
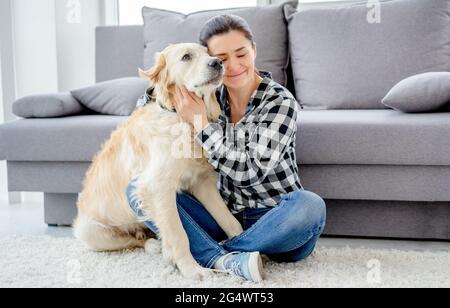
[215, 251, 265, 282]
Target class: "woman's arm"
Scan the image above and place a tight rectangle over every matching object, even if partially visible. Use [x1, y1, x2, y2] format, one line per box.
[196, 97, 299, 188]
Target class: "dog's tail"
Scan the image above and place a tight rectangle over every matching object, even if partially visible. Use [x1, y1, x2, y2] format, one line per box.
[73, 215, 146, 252]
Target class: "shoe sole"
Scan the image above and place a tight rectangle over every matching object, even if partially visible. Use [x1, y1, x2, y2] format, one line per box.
[249, 252, 265, 282]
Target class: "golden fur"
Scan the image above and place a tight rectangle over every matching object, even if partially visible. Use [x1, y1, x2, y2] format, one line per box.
[73, 43, 243, 279]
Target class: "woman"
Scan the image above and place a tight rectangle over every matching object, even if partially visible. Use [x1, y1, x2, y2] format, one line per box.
[128, 14, 326, 282]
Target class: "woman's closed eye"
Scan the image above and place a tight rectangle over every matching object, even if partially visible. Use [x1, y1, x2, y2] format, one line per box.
[219, 54, 247, 62]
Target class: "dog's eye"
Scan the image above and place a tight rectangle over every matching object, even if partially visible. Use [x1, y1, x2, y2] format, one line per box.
[182, 54, 192, 62]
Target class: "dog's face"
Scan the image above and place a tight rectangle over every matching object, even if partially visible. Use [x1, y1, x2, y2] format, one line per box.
[165, 43, 224, 91]
[140, 43, 224, 116]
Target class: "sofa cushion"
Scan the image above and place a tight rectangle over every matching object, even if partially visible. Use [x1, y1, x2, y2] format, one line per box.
[286, 0, 450, 109]
[12, 93, 86, 118]
[142, 2, 297, 86]
[1, 111, 450, 166]
[71, 78, 149, 116]
[296, 109, 450, 166]
[382, 72, 450, 113]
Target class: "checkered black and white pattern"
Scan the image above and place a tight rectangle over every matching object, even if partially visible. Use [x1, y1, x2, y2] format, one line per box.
[195, 71, 304, 213]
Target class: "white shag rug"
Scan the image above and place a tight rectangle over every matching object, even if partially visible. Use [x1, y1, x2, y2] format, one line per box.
[0, 235, 449, 288]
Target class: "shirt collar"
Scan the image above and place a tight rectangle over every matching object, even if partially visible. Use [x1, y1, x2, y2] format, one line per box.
[216, 71, 273, 119]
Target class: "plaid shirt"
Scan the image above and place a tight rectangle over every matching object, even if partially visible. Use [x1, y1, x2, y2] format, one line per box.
[195, 71, 304, 213]
[135, 72, 304, 213]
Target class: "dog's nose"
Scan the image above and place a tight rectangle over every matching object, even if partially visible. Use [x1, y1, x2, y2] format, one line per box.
[208, 59, 223, 71]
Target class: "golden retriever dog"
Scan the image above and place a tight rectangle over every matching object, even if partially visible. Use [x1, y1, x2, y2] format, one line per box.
[73, 43, 244, 279]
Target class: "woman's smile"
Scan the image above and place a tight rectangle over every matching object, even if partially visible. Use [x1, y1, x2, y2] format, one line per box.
[226, 70, 248, 80]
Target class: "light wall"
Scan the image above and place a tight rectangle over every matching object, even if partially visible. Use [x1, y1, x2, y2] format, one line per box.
[55, 0, 104, 91]
[0, 0, 16, 124]
[13, 0, 59, 97]
[4, 0, 110, 102]
[0, 0, 17, 204]
[0, 58, 6, 205]
[0, 55, 3, 123]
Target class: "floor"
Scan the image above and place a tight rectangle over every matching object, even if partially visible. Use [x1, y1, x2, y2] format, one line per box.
[1, 201, 449, 252]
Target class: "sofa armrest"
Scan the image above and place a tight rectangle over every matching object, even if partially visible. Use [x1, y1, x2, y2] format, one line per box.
[12, 92, 87, 118]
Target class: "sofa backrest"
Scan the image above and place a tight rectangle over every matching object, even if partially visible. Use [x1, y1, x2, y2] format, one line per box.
[94, 1, 362, 84]
[95, 25, 298, 96]
[96, 26, 144, 83]
[95, 2, 296, 92]
[93, 2, 359, 95]
[286, 0, 450, 110]
[95, 0, 450, 110]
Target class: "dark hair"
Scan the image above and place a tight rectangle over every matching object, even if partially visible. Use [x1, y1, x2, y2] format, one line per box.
[199, 14, 255, 48]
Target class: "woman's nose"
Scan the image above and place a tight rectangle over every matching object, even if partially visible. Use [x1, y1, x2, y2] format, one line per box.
[225, 59, 241, 74]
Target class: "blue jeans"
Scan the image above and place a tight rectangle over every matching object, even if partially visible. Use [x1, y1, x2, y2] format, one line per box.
[126, 177, 326, 269]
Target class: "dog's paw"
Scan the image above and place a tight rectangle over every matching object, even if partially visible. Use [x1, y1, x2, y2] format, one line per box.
[144, 238, 161, 255]
[179, 264, 213, 281]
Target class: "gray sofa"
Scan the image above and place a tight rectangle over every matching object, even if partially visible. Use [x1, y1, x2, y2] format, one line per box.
[0, 0, 449, 240]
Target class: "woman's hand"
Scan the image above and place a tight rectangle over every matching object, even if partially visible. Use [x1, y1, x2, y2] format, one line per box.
[173, 86, 210, 133]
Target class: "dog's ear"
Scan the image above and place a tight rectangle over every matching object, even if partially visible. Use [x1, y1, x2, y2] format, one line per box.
[159, 83, 176, 112]
[138, 52, 167, 85]
[139, 52, 176, 111]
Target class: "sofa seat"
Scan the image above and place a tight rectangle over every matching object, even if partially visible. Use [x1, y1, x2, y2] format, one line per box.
[297, 109, 450, 166]
[0, 115, 127, 162]
[1, 110, 450, 166]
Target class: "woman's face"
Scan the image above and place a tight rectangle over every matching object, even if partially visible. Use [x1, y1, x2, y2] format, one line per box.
[207, 30, 257, 90]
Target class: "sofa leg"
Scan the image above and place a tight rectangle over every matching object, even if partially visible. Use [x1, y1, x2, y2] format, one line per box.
[44, 193, 79, 226]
